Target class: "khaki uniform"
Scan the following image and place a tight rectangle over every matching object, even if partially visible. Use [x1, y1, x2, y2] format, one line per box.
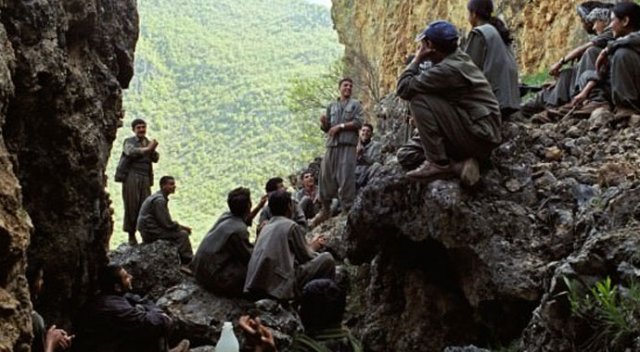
[464, 24, 520, 114]
[121, 136, 159, 233]
[396, 49, 501, 163]
[244, 216, 335, 300]
[137, 191, 193, 264]
[192, 212, 252, 296]
[320, 98, 363, 209]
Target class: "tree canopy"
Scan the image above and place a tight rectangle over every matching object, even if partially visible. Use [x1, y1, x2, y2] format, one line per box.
[107, 0, 343, 247]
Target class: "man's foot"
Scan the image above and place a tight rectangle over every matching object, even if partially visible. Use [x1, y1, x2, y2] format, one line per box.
[572, 101, 609, 118]
[128, 233, 138, 246]
[310, 209, 331, 228]
[169, 339, 190, 352]
[406, 160, 454, 180]
[179, 265, 193, 276]
[453, 158, 480, 187]
[614, 107, 639, 120]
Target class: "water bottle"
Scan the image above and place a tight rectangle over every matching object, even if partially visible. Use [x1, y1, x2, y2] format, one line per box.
[215, 321, 239, 352]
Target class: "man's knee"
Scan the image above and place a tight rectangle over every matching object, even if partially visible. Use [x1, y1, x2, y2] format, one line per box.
[315, 252, 336, 279]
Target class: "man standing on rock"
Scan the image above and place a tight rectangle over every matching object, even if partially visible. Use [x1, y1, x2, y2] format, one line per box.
[191, 187, 256, 297]
[311, 78, 364, 227]
[137, 176, 193, 272]
[396, 20, 502, 187]
[117, 118, 159, 245]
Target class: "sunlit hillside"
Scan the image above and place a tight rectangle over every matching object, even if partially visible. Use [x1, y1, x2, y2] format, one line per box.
[106, 0, 343, 247]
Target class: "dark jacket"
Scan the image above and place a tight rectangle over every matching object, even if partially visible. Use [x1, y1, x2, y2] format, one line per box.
[73, 293, 171, 352]
[192, 212, 252, 296]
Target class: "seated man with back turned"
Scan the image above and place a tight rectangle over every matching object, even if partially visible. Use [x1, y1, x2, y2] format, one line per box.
[137, 176, 194, 270]
[257, 177, 307, 235]
[191, 187, 255, 297]
[239, 279, 363, 352]
[396, 20, 502, 187]
[244, 190, 334, 302]
[73, 264, 189, 352]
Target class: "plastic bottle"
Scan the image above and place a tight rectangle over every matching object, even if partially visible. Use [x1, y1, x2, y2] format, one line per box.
[215, 321, 239, 352]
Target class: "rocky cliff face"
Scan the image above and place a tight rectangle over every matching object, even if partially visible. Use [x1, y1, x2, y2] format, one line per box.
[0, 0, 138, 349]
[331, 0, 596, 106]
[340, 95, 640, 350]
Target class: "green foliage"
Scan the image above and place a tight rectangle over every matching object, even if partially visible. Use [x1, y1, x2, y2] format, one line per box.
[522, 71, 549, 86]
[564, 276, 640, 351]
[107, 0, 342, 247]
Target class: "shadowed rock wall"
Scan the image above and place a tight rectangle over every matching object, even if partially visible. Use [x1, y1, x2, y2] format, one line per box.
[0, 0, 138, 349]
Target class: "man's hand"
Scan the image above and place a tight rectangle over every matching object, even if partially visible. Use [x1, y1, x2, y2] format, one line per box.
[45, 326, 74, 352]
[356, 142, 364, 156]
[320, 115, 329, 130]
[596, 48, 609, 77]
[413, 41, 435, 64]
[328, 125, 342, 137]
[309, 234, 327, 252]
[258, 194, 268, 208]
[239, 315, 277, 352]
[571, 91, 588, 107]
[181, 225, 192, 234]
[549, 60, 563, 77]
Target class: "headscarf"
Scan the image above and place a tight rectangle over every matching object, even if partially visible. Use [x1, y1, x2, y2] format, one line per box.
[586, 7, 611, 24]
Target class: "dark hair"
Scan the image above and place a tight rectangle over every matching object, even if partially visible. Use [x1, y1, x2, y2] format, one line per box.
[338, 77, 353, 87]
[300, 279, 346, 331]
[268, 190, 291, 217]
[430, 38, 459, 55]
[98, 264, 124, 294]
[265, 177, 284, 193]
[362, 123, 374, 133]
[131, 118, 146, 129]
[227, 187, 251, 217]
[26, 260, 44, 296]
[468, 0, 513, 45]
[159, 176, 175, 187]
[613, 2, 640, 31]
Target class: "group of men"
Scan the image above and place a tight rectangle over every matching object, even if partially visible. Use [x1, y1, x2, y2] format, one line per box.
[522, 1, 640, 124]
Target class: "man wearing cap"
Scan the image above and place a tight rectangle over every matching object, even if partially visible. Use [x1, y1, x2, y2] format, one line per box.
[396, 20, 501, 186]
[311, 78, 364, 227]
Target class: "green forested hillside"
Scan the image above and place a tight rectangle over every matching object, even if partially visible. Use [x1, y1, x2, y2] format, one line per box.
[107, 0, 342, 247]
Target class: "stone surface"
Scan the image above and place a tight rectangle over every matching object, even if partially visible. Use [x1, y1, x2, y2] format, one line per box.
[339, 94, 640, 351]
[0, 0, 138, 344]
[157, 280, 301, 350]
[110, 241, 185, 300]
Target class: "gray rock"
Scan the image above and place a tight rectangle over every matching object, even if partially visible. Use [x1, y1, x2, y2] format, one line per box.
[110, 241, 185, 299]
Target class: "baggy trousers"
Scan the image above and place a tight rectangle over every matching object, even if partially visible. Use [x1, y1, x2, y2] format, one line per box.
[122, 172, 151, 233]
[410, 95, 498, 163]
[611, 47, 640, 112]
[319, 145, 356, 209]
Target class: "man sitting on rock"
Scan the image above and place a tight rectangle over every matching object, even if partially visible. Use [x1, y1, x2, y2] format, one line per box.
[294, 170, 321, 220]
[191, 187, 254, 297]
[355, 123, 383, 190]
[239, 279, 363, 352]
[257, 177, 307, 235]
[396, 20, 502, 187]
[137, 176, 193, 272]
[244, 190, 334, 302]
[73, 264, 189, 352]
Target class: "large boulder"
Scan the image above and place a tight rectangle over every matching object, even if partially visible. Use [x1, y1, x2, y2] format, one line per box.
[157, 280, 302, 351]
[110, 241, 185, 299]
